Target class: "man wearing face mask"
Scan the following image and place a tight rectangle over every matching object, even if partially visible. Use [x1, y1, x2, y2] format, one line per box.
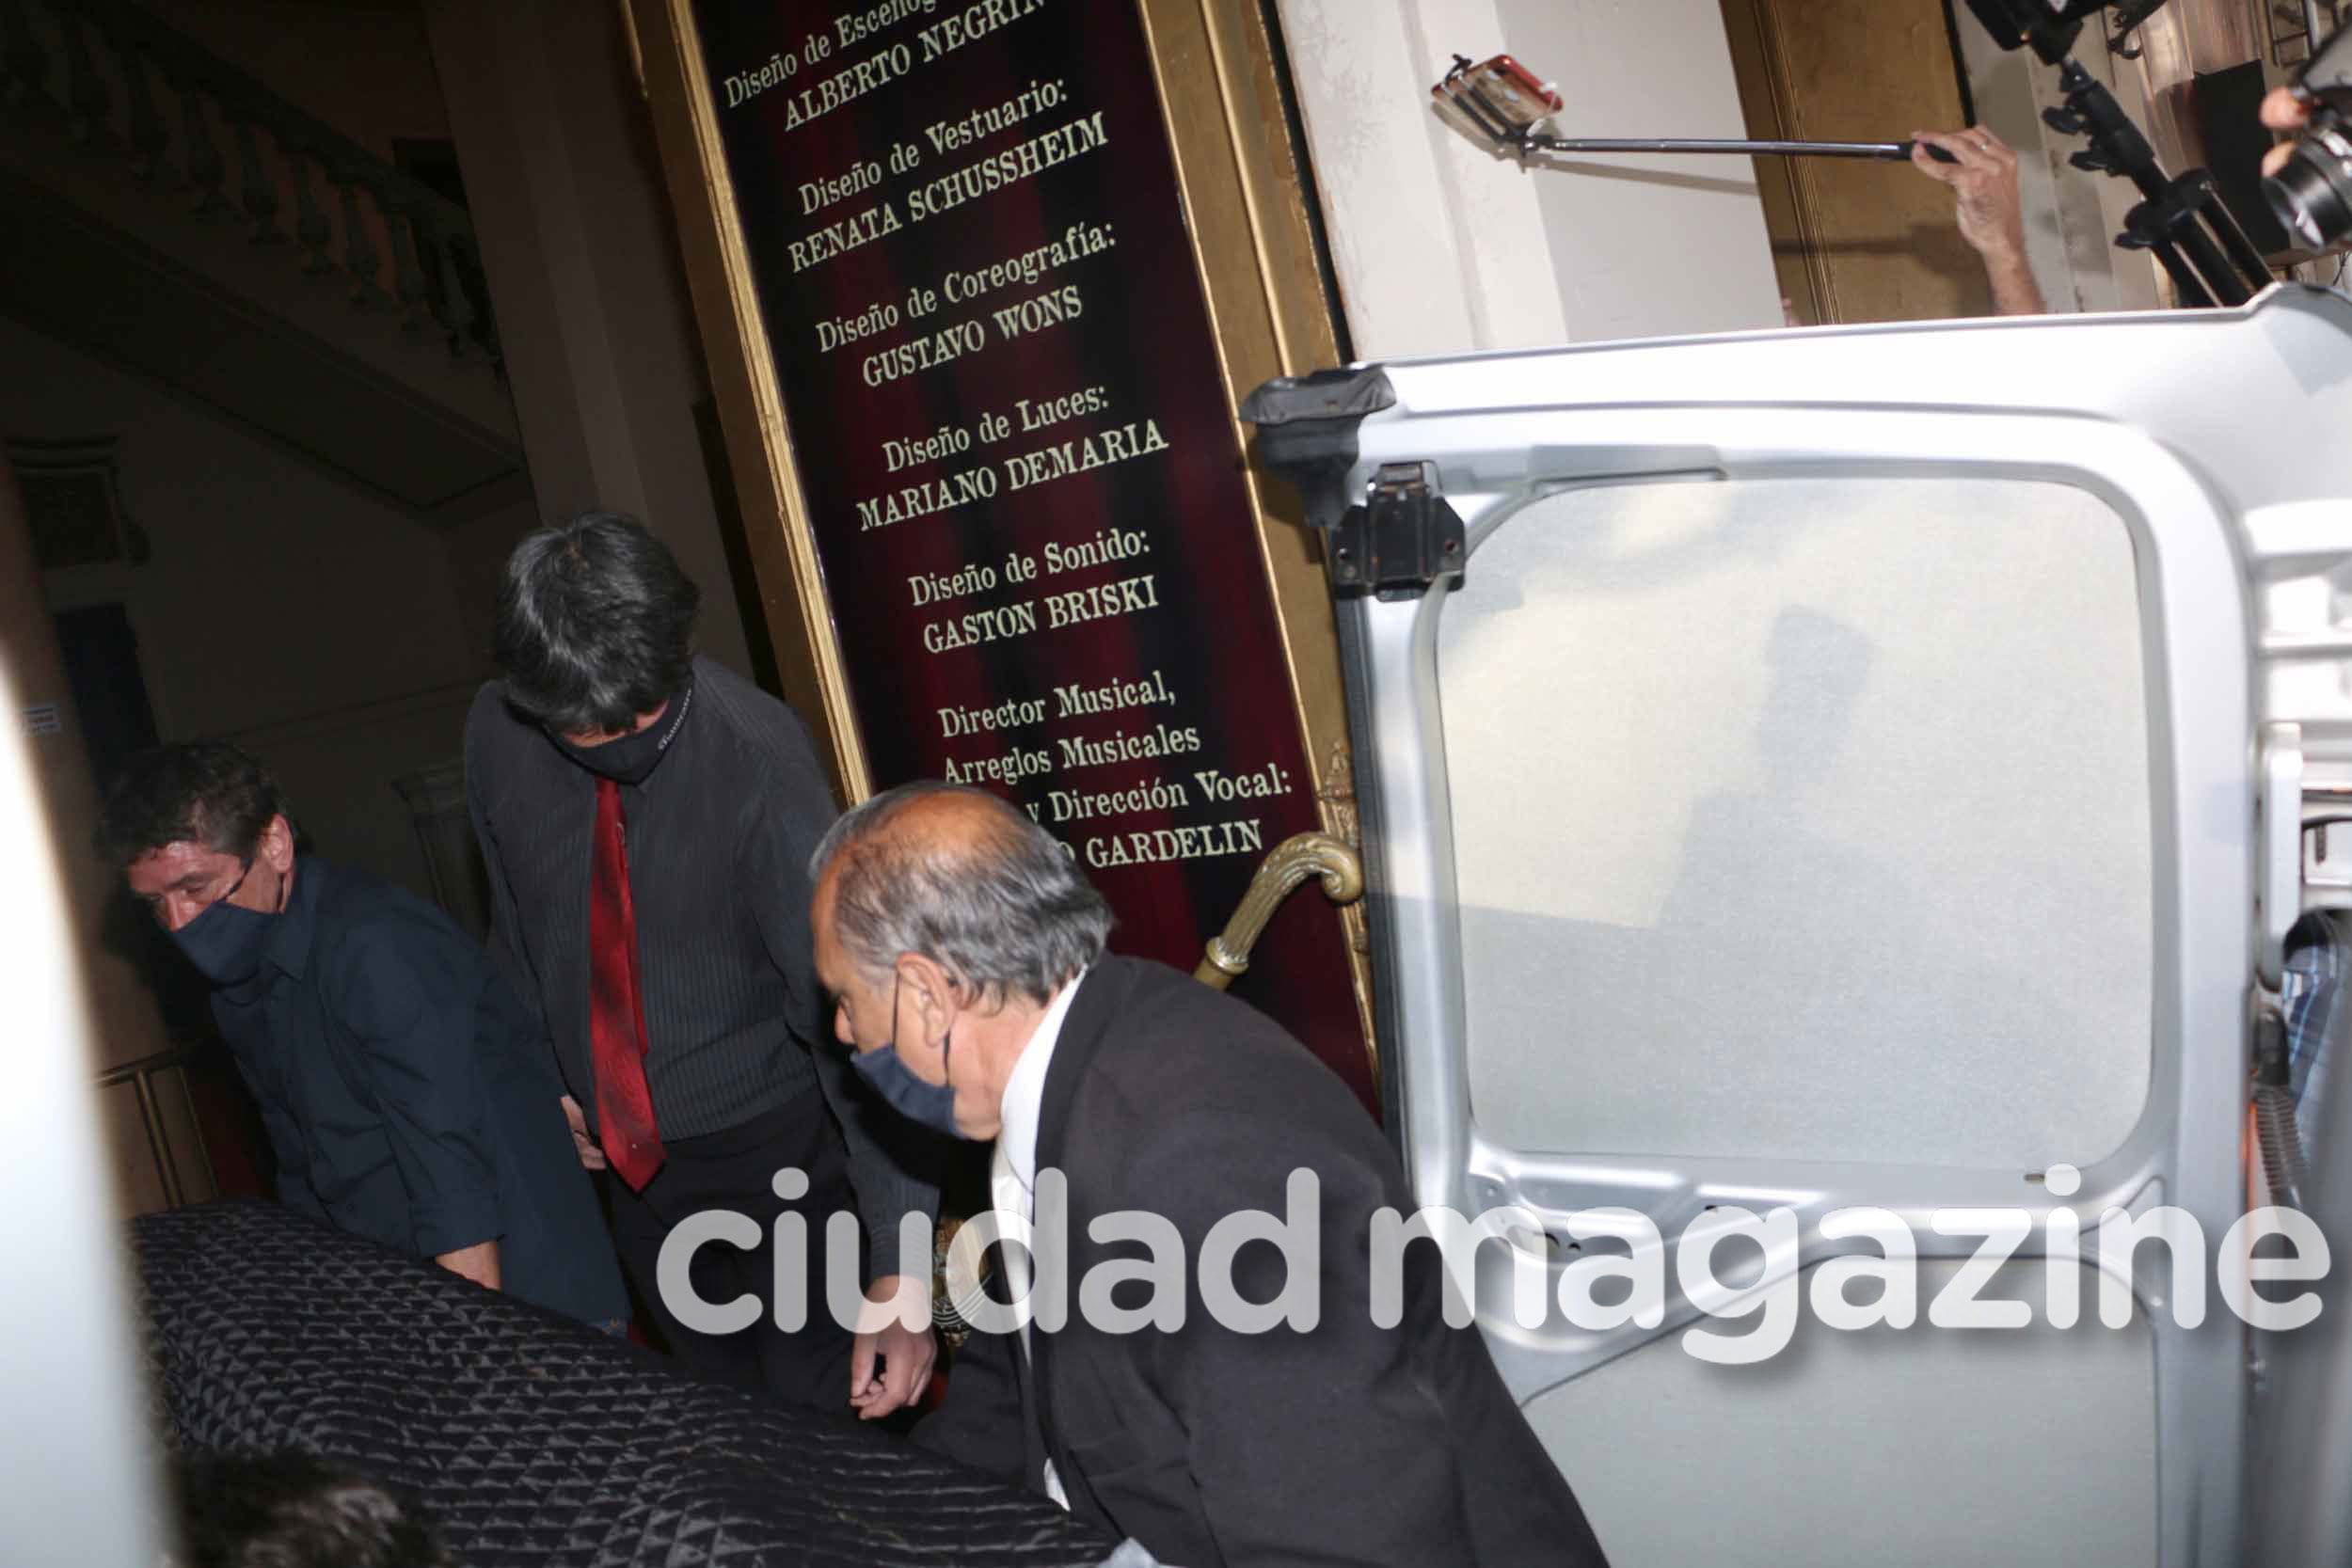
[809, 782, 1611, 1568]
[463, 511, 938, 1415]
[99, 742, 626, 1324]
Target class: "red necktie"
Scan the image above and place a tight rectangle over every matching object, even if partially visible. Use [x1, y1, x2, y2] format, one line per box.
[589, 777, 664, 1190]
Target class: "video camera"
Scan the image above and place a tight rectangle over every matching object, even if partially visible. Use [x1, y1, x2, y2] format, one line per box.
[2265, 24, 2352, 250]
[1961, 0, 2174, 64]
[1959, 0, 2273, 307]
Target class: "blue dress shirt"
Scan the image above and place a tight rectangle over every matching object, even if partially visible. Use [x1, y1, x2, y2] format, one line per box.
[209, 855, 627, 1325]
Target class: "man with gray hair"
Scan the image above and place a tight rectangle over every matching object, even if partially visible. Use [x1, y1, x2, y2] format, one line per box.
[809, 782, 1609, 1567]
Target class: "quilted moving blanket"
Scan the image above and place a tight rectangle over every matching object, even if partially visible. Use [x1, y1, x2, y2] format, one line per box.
[133, 1201, 1115, 1567]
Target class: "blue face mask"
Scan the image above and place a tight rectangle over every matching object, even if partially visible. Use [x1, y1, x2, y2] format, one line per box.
[849, 974, 965, 1138]
[168, 874, 276, 988]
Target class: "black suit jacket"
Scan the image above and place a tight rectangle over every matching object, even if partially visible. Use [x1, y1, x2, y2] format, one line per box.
[918, 957, 1609, 1567]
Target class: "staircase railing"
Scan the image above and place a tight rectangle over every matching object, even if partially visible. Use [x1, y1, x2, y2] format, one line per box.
[94, 1043, 210, 1212]
[0, 0, 501, 370]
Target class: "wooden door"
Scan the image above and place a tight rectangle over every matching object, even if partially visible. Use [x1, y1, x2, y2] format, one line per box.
[1721, 0, 1992, 323]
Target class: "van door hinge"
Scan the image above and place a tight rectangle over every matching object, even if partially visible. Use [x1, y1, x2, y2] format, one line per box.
[1328, 462, 1466, 598]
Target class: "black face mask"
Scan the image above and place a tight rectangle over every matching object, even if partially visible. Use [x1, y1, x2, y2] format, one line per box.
[551, 682, 694, 784]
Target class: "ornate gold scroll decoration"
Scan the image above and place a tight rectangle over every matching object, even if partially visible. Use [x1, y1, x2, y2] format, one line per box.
[1312, 736, 1377, 1067]
[1194, 832, 1365, 991]
[1314, 735, 1359, 850]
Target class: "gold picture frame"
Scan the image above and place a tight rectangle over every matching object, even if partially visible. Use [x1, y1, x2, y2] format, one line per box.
[628, 0, 1375, 1060]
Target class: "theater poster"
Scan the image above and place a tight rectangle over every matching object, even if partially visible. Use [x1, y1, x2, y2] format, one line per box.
[636, 0, 1375, 1109]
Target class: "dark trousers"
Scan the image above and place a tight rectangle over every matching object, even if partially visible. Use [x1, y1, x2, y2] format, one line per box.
[607, 1091, 861, 1411]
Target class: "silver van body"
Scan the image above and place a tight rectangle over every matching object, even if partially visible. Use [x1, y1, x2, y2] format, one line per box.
[1247, 286, 2352, 1567]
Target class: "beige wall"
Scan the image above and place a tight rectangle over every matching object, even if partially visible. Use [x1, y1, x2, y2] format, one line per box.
[423, 0, 757, 682]
[1723, 0, 1992, 325]
[4, 314, 484, 905]
[1276, 0, 1783, 356]
[119, 0, 764, 684]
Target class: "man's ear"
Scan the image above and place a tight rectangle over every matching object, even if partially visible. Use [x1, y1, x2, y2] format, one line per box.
[896, 953, 961, 1048]
[259, 814, 295, 873]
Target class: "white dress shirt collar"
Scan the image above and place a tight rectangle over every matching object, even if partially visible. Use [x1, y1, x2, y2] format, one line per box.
[996, 965, 1088, 1198]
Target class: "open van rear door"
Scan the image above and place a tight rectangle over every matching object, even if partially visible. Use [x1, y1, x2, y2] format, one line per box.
[1247, 287, 2352, 1568]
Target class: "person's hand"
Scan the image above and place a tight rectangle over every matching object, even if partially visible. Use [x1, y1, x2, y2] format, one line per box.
[435, 1240, 501, 1290]
[849, 1275, 938, 1419]
[559, 1094, 608, 1170]
[1912, 127, 2046, 314]
[2264, 86, 2312, 177]
[1911, 127, 2028, 262]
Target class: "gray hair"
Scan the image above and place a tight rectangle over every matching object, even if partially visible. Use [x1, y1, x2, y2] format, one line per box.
[811, 781, 1112, 1006]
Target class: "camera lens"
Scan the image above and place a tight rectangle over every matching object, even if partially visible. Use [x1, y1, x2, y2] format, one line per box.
[2267, 135, 2352, 251]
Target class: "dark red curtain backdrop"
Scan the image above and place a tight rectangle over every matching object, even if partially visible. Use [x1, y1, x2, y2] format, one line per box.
[691, 0, 1372, 1112]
